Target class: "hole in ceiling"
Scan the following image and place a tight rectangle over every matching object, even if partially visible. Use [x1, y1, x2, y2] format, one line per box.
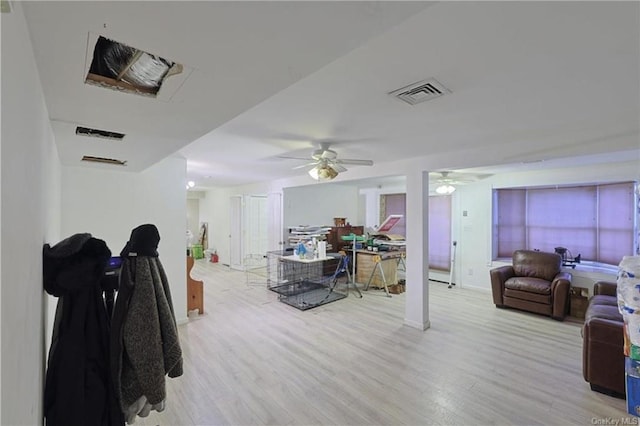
[81, 155, 127, 166]
[76, 126, 125, 140]
[85, 36, 183, 98]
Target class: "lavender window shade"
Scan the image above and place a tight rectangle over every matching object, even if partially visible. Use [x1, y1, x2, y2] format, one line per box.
[495, 182, 635, 264]
[429, 195, 452, 271]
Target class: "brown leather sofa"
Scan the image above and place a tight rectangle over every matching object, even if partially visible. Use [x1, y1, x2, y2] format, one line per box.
[490, 249, 571, 320]
[582, 281, 625, 397]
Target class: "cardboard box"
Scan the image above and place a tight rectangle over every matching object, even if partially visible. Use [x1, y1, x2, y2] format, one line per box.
[569, 287, 589, 319]
[626, 357, 640, 417]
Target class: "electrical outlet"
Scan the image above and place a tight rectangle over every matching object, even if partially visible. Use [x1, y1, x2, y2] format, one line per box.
[468, 268, 474, 275]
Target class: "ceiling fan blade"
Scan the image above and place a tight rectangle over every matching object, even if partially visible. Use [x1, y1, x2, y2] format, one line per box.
[277, 155, 312, 160]
[336, 159, 374, 166]
[292, 161, 318, 170]
[320, 149, 337, 160]
[329, 163, 348, 173]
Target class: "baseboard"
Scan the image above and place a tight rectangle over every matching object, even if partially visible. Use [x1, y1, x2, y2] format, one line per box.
[404, 318, 431, 331]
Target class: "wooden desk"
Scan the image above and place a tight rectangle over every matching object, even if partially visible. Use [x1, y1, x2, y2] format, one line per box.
[355, 250, 405, 289]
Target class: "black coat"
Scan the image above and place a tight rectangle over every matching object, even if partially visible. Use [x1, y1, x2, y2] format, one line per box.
[43, 233, 124, 426]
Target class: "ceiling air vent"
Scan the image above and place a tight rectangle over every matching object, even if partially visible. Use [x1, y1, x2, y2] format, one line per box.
[76, 126, 125, 140]
[389, 78, 451, 105]
[82, 155, 127, 166]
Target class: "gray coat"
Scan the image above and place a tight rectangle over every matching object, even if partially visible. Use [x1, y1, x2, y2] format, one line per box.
[112, 256, 183, 412]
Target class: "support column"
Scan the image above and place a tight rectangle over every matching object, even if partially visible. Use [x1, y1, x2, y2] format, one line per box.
[404, 170, 430, 330]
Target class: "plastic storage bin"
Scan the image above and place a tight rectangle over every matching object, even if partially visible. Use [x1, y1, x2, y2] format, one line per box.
[191, 244, 204, 259]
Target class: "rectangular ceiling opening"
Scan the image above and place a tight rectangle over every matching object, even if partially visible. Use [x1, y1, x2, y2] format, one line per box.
[85, 36, 183, 98]
[81, 155, 127, 166]
[76, 126, 125, 140]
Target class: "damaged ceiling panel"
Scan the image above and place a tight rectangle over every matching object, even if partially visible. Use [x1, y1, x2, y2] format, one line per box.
[85, 36, 183, 97]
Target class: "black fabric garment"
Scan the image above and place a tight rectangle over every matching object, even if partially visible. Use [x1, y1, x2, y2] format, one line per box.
[119, 224, 160, 258]
[43, 234, 124, 426]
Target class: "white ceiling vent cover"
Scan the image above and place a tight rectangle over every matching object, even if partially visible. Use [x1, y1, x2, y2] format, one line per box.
[389, 78, 451, 105]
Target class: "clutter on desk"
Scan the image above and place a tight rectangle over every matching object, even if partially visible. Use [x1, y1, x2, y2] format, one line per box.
[369, 215, 406, 248]
[287, 225, 331, 247]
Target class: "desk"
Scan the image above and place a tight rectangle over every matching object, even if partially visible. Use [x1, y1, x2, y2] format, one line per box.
[356, 250, 405, 291]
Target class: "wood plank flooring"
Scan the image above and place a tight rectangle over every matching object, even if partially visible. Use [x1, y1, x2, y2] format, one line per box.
[136, 260, 629, 425]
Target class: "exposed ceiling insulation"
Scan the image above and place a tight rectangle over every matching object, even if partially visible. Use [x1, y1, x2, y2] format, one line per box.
[85, 36, 182, 98]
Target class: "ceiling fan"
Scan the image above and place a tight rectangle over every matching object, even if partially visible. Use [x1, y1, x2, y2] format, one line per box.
[279, 142, 373, 181]
[432, 171, 477, 194]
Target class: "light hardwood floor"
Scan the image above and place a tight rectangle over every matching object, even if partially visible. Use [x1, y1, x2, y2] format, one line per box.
[137, 260, 628, 425]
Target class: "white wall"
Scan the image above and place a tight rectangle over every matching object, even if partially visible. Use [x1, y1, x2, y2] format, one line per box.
[60, 157, 188, 323]
[186, 198, 200, 247]
[1, 2, 61, 423]
[199, 187, 233, 265]
[283, 183, 361, 228]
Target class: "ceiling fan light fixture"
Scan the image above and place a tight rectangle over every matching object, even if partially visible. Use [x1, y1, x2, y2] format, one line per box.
[308, 164, 338, 181]
[436, 184, 456, 194]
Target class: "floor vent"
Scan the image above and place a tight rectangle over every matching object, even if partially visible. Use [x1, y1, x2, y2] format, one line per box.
[82, 155, 127, 166]
[76, 126, 125, 140]
[389, 78, 451, 105]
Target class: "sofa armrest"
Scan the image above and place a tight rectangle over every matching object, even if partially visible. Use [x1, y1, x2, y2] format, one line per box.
[584, 317, 624, 344]
[551, 273, 571, 320]
[552, 271, 572, 285]
[490, 265, 514, 306]
[583, 316, 625, 393]
[594, 281, 617, 297]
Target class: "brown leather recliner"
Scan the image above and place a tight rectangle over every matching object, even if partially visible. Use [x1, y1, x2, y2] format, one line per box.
[582, 281, 625, 397]
[490, 249, 571, 320]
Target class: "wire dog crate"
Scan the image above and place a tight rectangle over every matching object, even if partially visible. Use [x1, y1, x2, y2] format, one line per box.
[266, 250, 348, 310]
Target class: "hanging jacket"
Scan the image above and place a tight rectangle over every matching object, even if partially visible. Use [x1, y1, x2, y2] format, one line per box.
[43, 233, 124, 426]
[110, 224, 183, 422]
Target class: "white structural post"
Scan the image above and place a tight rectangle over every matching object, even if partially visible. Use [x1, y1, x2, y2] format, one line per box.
[404, 170, 430, 330]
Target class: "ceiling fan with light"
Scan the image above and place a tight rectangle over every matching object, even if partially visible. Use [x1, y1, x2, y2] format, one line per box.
[432, 171, 480, 194]
[279, 142, 373, 181]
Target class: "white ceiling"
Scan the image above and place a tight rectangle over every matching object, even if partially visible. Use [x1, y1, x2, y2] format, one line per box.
[21, 1, 640, 188]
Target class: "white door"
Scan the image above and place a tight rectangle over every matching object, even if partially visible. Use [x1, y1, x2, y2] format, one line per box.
[246, 195, 268, 262]
[229, 195, 243, 270]
[267, 192, 283, 252]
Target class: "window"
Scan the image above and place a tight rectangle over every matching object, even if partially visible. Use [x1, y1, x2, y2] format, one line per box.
[494, 182, 636, 265]
[429, 195, 452, 271]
